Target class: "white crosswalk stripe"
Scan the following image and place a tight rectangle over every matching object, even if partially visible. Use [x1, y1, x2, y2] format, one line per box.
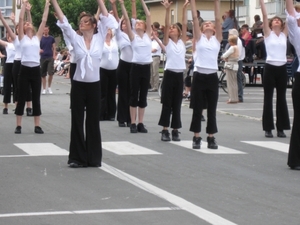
[14, 143, 68, 156]
[241, 141, 289, 153]
[171, 141, 247, 154]
[102, 141, 162, 155]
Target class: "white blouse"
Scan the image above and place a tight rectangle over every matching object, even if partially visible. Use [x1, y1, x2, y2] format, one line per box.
[13, 36, 22, 61]
[100, 38, 119, 70]
[131, 33, 152, 64]
[57, 14, 118, 82]
[20, 35, 40, 67]
[164, 39, 186, 72]
[194, 34, 220, 74]
[115, 21, 133, 62]
[5, 42, 16, 63]
[265, 31, 287, 66]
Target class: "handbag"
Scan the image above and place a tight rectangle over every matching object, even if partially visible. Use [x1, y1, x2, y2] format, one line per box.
[225, 63, 238, 71]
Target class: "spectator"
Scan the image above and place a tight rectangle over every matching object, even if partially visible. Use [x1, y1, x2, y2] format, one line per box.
[40, 25, 56, 94]
[149, 28, 162, 92]
[221, 35, 239, 104]
[240, 24, 254, 63]
[222, 9, 235, 48]
[197, 10, 204, 27]
[251, 15, 263, 38]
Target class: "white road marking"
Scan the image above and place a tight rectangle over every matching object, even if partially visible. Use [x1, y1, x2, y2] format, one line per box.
[14, 143, 68, 156]
[0, 207, 178, 218]
[242, 141, 289, 153]
[171, 141, 246, 154]
[102, 141, 162, 155]
[102, 163, 238, 225]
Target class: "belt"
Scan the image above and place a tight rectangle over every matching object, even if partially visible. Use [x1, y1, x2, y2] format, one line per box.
[152, 55, 160, 58]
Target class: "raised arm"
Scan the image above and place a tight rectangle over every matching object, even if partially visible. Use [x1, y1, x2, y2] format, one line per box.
[18, 2, 27, 41]
[119, 0, 134, 40]
[259, 0, 271, 37]
[50, 0, 64, 23]
[0, 11, 16, 41]
[36, 0, 50, 40]
[9, 13, 17, 28]
[161, 0, 172, 46]
[181, 0, 189, 43]
[190, 0, 200, 41]
[95, 7, 101, 20]
[286, 0, 295, 17]
[110, 0, 120, 22]
[131, 0, 137, 19]
[25, 3, 32, 24]
[153, 31, 166, 52]
[214, 0, 222, 42]
[97, 0, 108, 17]
[140, 0, 151, 37]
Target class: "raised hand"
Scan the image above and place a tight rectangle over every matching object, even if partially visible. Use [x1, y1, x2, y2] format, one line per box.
[161, 0, 172, 9]
[183, 0, 189, 8]
[10, 12, 15, 21]
[110, 0, 116, 4]
[25, 2, 32, 11]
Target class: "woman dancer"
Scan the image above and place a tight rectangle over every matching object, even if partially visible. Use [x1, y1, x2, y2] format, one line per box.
[155, 0, 188, 141]
[14, 0, 50, 134]
[260, 0, 290, 138]
[100, 28, 119, 121]
[51, 0, 118, 167]
[110, 0, 135, 127]
[286, 0, 300, 170]
[119, 0, 152, 133]
[189, 0, 222, 149]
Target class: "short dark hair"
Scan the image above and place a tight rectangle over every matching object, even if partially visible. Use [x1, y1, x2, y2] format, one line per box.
[152, 22, 160, 29]
[269, 16, 284, 30]
[241, 24, 249, 30]
[254, 15, 261, 21]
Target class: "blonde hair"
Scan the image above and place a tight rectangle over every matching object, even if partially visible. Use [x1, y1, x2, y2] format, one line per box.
[228, 35, 238, 45]
[295, 4, 300, 12]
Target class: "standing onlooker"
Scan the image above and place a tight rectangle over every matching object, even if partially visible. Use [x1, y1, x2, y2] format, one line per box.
[119, 0, 152, 134]
[189, 0, 222, 149]
[40, 25, 56, 95]
[100, 28, 119, 121]
[229, 28, 245, 102]
[240, 24, 254, 63]
[15, 0, 50, 134]
[149, 29, 162, 92]
[51, 0, 118, 168]
[221, 35, 239, 103]
[260, 0, 290, 138]
[222, 10, 234, 48]
[286, 0, 300, 170]
[155, 0, 188, 142]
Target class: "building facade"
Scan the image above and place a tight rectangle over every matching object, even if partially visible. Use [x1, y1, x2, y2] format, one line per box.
[145, 0, 289, 31]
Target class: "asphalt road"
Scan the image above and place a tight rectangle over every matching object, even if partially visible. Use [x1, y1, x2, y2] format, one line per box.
[0, 75, 298, 225]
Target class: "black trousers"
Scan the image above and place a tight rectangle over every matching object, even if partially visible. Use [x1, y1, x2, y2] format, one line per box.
[288, 72, 300, 168]
[15, 65, 41, 116]
[129, 63, 151, 108]
[100, 67, 117, 120]
[190, 72, 219, 134]
[69, 80, 102, 167]
[158, 70, 183, 129]
[262, 63, 290, 131]
[3, 63, 15, 104]
[13, 60, 32, 103]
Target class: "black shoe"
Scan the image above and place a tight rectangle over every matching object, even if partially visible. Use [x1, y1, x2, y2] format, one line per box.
[290, 166, 300, 170]
[201, 115, 205, 122]
[130, 123, 137, 133]
[26, 108, 33, 116]
[277, 130, 286, 138]
[118, 122, 126, 127]
[3, 108, 8, 114]
[171, 129, 181, 141]
[34, 126, 44, 134]
[69, 162, 84, 168]
[207, 136, 218, 149]
[137, 123, 148, 133]
[14, 126, 21, 134]
[192, 136, 201, 149]
[265, 131, 273, 138]
[160, 130, 171, 141]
